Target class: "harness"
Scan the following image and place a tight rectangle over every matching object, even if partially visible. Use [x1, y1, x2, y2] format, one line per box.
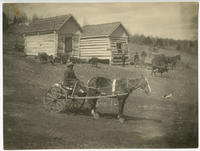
[87, 77, 150, 95]
[112, 79, 117, 93]
[112, 79, 130, 94]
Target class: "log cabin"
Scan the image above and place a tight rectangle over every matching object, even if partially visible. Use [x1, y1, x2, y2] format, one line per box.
[24, 14, 82, 57]
[80, 22, 130, 65]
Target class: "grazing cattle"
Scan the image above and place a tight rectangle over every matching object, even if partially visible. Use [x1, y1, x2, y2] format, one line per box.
[38, 52, 49, 63]
[87, 75, 151, 123]
[38, 53, 55, 64]
[151, 65, 168, 77]
[88, 57, 99, 67]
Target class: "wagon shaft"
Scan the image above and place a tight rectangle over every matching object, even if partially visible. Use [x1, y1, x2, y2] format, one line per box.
[68, 93, 128, 100]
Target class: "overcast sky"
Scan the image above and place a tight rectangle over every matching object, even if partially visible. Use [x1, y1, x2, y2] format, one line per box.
[3, 2, 198, 40]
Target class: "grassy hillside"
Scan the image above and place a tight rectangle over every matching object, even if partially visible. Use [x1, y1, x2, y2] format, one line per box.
[3, 53, 198, 149]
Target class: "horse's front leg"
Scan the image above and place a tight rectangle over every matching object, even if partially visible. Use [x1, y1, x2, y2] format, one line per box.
[117, 95, 128, 123]
[89, 99, 100, 119]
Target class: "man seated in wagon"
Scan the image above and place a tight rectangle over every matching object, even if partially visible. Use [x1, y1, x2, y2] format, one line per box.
[63, 62, 86, 96]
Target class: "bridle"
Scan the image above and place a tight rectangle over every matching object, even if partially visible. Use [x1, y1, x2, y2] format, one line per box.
[127, 77, 151, 93]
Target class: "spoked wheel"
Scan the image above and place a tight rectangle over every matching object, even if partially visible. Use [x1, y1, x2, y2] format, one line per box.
[65, 96, 85, 112]
[43, 86, 66, 113]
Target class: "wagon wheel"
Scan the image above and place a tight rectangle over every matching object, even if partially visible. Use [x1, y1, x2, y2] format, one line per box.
[65, 96, 85, 112]
[43, 86, 66, 113]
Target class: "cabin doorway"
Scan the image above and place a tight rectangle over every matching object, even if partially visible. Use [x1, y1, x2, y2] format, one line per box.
[65, 37, 72, 55]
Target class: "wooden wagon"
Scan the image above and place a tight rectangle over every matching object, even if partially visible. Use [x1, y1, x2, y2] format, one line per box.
[43, 81, 128, 113]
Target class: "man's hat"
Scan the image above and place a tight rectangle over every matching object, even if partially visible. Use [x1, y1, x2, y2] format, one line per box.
[67, 62, 74, 67]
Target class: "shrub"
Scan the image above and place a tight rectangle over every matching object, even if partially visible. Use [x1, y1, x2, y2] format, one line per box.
[15, 43, 24, 52]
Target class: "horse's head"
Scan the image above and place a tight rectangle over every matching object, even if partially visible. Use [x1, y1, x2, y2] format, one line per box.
[128, 75, 151, 94]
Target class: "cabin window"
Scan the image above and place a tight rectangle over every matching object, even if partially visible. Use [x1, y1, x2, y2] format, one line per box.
[116, 42, 122, 53]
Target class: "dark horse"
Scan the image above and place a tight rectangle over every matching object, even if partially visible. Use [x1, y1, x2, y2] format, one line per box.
[151, 54, 168, 77]
[151, 54, 168, 67]
[166, 55, 181, 70]
[151, 65, 168, 77]
[87, 75, 151, 123]
[152, 54, 181, 70]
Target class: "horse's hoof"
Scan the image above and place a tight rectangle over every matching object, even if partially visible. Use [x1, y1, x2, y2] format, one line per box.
[119, 117, 125, 123]
[94, 113, 100, 119]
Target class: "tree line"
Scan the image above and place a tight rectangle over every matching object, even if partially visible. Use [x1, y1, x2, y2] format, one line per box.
[3, 12, 40, 31]
[129, 34, 198, 54]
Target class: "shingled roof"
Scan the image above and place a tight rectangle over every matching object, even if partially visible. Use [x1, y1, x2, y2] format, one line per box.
[24, 14, 82, 34]
[82, 22, 129, 38]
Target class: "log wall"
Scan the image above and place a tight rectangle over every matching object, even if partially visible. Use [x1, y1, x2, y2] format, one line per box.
[24, 33, 57, 56]
[80, 37, 111, 60]
[109, 36, 129, 65]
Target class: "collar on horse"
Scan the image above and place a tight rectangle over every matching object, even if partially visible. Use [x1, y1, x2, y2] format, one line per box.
[112, 79, 130, 94]
[112, 79, 117, 93]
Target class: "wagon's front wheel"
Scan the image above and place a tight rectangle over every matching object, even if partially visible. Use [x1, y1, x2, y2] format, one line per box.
[43, 86, 66, 113]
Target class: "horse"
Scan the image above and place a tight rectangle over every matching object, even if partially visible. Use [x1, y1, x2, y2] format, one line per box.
[166, 55, 181, 70]
[87, 75, 151, 123]
[151, 65, 168, 77]
[151, 54, 168, 67]
[152, 54, 181, 70]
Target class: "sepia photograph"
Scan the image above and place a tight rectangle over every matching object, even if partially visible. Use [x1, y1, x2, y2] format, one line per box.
[2, 2, 198, 149]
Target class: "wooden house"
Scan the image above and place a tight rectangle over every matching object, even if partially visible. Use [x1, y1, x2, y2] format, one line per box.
[24, 14, 82, 57]
[80, 22, 129, 65]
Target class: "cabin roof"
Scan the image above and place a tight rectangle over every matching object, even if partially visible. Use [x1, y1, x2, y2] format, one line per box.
[24, 14, 82, 34]
[82, 22, 129, 38]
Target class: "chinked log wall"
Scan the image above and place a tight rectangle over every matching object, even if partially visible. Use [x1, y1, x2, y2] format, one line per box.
[24, 33, 57, 56]
[109, 37, 129, 65]
[80, 37, 111, 60]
